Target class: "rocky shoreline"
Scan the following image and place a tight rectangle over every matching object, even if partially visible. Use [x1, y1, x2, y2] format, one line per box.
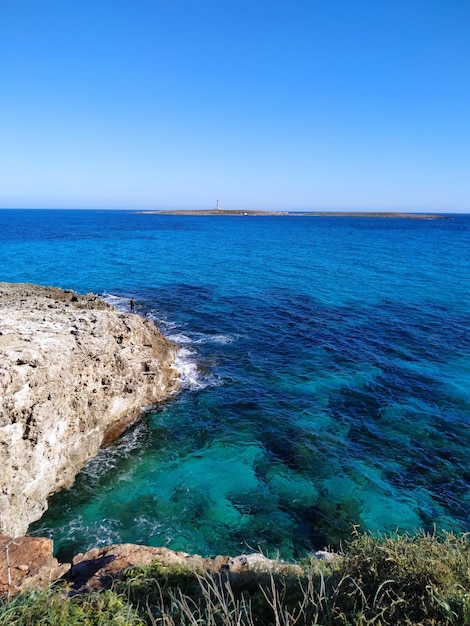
[0, 283, 179, 538]
[0, 533, 305, 598]
[0, 283, 311, 600]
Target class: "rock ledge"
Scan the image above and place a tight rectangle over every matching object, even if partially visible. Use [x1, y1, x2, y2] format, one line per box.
[0, 283, 179, 537]
[0, 534, 306, 598]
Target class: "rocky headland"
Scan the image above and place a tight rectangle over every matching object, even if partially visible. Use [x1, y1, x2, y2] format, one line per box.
[0, 283, 179, 539]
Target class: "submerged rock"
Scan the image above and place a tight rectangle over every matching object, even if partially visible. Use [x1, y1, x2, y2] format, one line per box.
[0, 283, 179, 537]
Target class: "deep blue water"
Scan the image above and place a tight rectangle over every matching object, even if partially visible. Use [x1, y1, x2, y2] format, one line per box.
[1, 209, 469, 561]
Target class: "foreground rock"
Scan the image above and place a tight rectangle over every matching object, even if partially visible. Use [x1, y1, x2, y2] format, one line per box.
[0, 534, 303, 598]
[0, 283, 179, 537]
[0, 534, 68, 598]
[66, 544, 303, 594]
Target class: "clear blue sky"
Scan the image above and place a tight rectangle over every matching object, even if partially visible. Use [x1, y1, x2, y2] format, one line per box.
[1, 0, 469, 211]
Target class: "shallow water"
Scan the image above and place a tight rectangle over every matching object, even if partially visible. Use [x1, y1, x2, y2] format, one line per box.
[1, 210, 469, 561]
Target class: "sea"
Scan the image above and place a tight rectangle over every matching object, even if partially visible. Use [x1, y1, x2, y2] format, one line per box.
[1, 209, 469, 562]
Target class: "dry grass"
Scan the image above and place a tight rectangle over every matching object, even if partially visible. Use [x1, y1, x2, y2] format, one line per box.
[2, 530, 470, 625]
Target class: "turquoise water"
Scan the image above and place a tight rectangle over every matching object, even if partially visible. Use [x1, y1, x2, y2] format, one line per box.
[1, 210, 469, 561]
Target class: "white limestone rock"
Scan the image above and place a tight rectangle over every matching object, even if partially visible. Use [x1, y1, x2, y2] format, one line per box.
[0, 283, 179, 537]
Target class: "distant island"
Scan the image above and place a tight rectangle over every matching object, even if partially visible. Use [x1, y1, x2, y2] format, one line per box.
[136, 209, 444, 219]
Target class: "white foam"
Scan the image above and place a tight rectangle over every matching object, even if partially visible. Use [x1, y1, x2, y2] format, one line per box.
[153, 318, 179, 333]
[173, 347, 208, 391]
[100, 293, 219, 392]
[101, 292, 131, 310]
[80, 421, 147, 485]
[188, 332, 236, 345]
[167, 332, 193, 345]
[208, 333, 235, 345]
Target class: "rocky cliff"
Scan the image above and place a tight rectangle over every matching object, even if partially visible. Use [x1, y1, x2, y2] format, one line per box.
[0, 283, 179, 537]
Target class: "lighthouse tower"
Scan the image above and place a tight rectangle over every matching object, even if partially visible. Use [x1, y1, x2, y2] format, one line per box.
[215, 198, 223, 211]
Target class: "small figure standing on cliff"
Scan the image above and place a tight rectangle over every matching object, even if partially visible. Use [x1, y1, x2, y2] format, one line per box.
[130, 297, 135, 313]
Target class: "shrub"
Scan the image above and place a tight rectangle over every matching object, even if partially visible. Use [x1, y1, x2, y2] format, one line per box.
[0, 586, 145, 626]
[2, 530, 470, 625]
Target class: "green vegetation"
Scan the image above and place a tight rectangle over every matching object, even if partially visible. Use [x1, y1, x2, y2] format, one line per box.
[0, 586, 145, 625]
[2, 530, 470, 625]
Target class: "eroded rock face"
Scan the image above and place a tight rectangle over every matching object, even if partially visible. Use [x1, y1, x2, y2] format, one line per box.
[0, 283, 179, 537]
